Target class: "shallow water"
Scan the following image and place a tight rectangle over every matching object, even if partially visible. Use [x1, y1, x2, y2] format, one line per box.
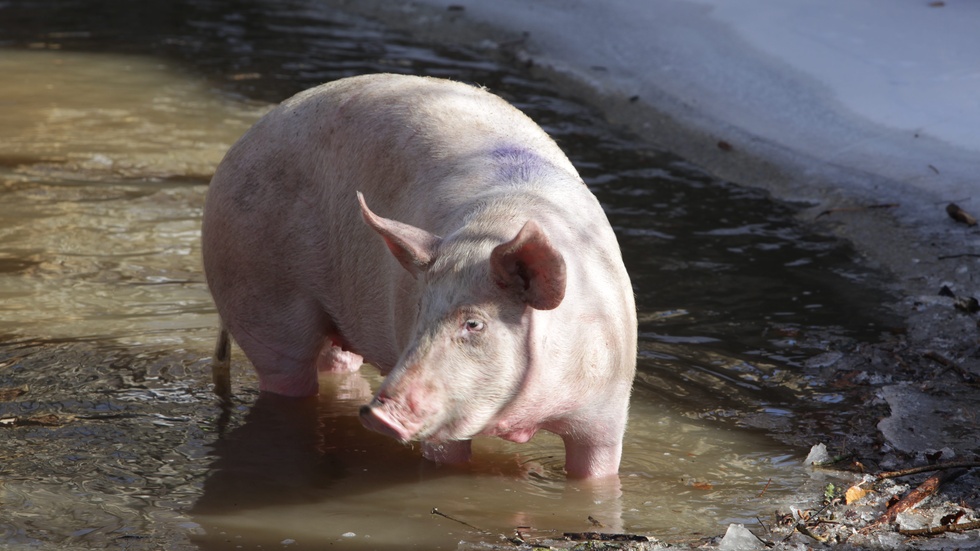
[0, 1, 894, 548]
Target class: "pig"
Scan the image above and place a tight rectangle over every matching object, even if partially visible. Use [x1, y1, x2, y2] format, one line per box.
[201, 73, 636, 478]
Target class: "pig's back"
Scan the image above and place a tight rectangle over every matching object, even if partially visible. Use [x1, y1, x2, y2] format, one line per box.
[202, 74, 588, 365]
[207, 74, 580, 241]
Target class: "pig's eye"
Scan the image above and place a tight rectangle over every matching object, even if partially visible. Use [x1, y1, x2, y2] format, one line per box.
[463, 319, 485, 332]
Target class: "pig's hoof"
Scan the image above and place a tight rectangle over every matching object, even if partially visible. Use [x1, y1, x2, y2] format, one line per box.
[327, 372, 372, 401]
[316, 344, 363, 373]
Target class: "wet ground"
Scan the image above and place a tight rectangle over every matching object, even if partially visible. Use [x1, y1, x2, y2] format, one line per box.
[2, 1, 978, 550]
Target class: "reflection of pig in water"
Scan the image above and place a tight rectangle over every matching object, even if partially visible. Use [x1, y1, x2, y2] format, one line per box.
[201, 74, 637, 478]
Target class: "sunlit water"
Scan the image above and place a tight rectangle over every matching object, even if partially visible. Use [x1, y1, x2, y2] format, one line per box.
[0, 1, 894, 549]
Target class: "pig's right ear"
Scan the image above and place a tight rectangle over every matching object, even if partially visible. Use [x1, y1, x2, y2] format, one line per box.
[357, 192, 441, 278]
[491, 220, 566, 310]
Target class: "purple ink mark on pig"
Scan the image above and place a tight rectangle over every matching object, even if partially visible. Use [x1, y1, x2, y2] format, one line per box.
[202, 74, 637, 479]
[490, 146, 547, 182]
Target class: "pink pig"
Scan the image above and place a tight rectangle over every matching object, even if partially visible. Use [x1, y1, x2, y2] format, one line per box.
[201, 74, 636, 478]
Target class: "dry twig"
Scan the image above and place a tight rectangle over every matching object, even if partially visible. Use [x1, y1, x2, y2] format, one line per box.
[430, 508, 489, 533]
[878, 461, 980, 479]
[899, 520, 980, 536]
[793, 521, 827, 543]
[922, 351, 978, 382]
[816, 203, 899, 219]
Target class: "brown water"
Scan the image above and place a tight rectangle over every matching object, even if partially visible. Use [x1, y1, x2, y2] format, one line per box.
[0, 1, 894, 549]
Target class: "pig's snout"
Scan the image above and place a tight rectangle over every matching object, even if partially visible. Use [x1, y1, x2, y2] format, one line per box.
[359, 399, 416, 442]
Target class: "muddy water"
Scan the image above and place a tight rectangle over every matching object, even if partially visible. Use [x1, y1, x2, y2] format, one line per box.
[0, 1, 894, 549]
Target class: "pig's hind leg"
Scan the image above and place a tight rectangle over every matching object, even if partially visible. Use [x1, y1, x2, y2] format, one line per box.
[228, 298, 338, 397]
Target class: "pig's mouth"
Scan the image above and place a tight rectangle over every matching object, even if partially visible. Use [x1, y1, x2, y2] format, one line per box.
[359, 398, 420, 441]
[359, 395, 477, 444]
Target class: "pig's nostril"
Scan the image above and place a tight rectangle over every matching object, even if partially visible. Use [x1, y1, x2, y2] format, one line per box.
[359, 404, 373, 417]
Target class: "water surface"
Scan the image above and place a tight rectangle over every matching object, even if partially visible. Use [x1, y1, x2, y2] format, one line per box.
[0, 1, 894, 548]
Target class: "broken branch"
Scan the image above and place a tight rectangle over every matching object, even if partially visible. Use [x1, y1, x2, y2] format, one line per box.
[938, 253, 980, 260]
[563, 532, 651, 542]
[876, 469, 968, 525]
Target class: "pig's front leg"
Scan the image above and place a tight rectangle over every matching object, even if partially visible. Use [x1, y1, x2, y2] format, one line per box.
[422, 440, 472, 465]
[561, 435, 624, 479]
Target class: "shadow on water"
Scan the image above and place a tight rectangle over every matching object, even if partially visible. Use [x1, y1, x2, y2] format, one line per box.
[0, 0, 899, 548]
[192, 372, 630, 549]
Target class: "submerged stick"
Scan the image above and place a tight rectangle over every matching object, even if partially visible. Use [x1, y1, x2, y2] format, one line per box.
[430, 508, 489, 533]
[757, 477, 773, 498]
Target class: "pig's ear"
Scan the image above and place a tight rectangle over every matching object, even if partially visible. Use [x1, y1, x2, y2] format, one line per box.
[358, 192, 441, 278]
[491, 220, 566, 310]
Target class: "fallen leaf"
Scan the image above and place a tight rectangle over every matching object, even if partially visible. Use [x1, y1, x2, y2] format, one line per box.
[946, 203, 978, 226]
[0, 387, 27, 401]
[229, 73, 261, 81]
[0, 414, 71, 428]
[941, 510, 966, 525]
[954, 295, 980, 314]
[845, 485, 869, 504]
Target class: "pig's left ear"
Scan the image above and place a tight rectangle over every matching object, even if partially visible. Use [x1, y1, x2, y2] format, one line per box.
[358, 192, 441, 278]
[491, 220, 566, 310]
